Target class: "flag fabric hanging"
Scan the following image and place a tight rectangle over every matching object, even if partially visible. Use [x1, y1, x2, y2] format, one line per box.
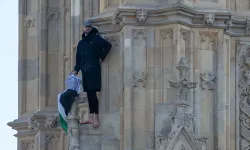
[58, 74, 82, 133]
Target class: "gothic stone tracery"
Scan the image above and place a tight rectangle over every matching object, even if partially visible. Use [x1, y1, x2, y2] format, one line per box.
[238, 43, 250, 150]
[157, 57, 207, 150]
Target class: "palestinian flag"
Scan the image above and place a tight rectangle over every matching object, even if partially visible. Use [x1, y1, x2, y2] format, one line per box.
[58, 75, 81, 133]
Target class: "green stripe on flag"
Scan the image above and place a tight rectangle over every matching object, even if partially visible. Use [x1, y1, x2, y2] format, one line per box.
[59, 113, 67, 133]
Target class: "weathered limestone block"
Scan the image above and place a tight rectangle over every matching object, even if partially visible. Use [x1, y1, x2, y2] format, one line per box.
[102, 124, 120, 150]
[79, 125, 102, 150]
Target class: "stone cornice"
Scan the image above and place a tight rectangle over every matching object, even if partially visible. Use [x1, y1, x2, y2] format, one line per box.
[7, 112, 61, 138]
[90, 6, 249, 36]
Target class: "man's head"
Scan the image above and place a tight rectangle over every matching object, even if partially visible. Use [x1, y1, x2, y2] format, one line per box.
[83, 20, 92, 33]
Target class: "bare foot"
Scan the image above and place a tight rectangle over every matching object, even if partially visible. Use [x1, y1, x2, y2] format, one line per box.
[80, 113, 93, 124]
[80, 120, 93, 124]
[93, 114, 100, 128]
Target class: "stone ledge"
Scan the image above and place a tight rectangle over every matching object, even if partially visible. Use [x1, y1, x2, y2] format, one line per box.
[90, 6, 249, 36]
[7, 110, 61, 137]
[79, 124, 103, 135]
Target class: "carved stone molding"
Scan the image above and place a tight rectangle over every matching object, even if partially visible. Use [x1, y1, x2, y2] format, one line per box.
[160, 29, 173, 40]
[199, 31, 217, 50]
[204, 12, 215, 26]
[24, 18, 35, 28]
[180, 28, 190, 42]
[246, 18, 250, 36]
[22, 140, 34, 150]
[200, 71, 216, 90]
[46, 134, 60, 143]
[132, 71, 148, 87]
[157, 57, 207, 150]
[105, 36, 119, 46]
[28, 116, 39, 130]
[47, 12, 60, 21]
[89, 7, 249, 35]
[28, 114, 59, 131]
[112, 12, 123, 27]
[224, 16, 233, 30]
[237, 42, 250, 149]
[133, 30, 147, 39]
[176, 57, 190, 79]
[45, 116, 58, 128]
[168, 112, 196, 136]
[136, 9, 147, 23]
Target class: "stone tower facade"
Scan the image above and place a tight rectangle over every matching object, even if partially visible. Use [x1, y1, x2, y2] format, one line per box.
[8, 0, 250, 150]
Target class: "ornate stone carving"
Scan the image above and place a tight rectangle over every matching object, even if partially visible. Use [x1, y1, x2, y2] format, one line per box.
[24, 18, 35, 27]
[132, 72, 148, 87]
[64, 7, 70, 13]
[200, 71, 216, 90]
[46, 134, 60, 142]
[157, 57, 207, 150]
[204, 12, 215, 25]
[224, 16, 233, 30]
[105, 36, 119, 46]
[246, 18, 250, 36]
[28, 116, 39, 130]
[180, 28, 190, 41]
[22, 140, 34, 150]
[47, 12, 60, 21]
[112, 12, 123, 27]
[28, 114, 59, 131]
[160, 29, 173, 39]
[199, 32, 217, 50]
[237, 42, 250, 149]
[176, 57, 189, 79]
[133, 30, 147, 39]
[45, 116, 58, 128]
[46, 134, 59, 150]
[136, 9, 147, 23]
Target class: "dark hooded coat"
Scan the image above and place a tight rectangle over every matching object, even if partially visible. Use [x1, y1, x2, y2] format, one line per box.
[74, 28, 112, 92]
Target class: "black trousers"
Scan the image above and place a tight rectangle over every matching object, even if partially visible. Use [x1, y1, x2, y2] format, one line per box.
[87, 91, 99, 114]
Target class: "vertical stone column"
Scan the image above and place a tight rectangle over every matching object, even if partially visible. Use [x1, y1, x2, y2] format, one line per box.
[132, 28, 148, 150]
[146, 28, 155, 150]
[196, 30, 218, 150]
[38, 0, 48, 109]
[229, 38, 236, 150]
[122, 26, 133, 150]
[215, 32, 229, 150]
[44, 0, 61, 107]
[35, 132, 46, 150]
[21, 0, 40, 114]
[58, 0, 71, 91]
[71, 0, 81, 71]
[67, 100, 80, 150]
[18, 0, 27, 116]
